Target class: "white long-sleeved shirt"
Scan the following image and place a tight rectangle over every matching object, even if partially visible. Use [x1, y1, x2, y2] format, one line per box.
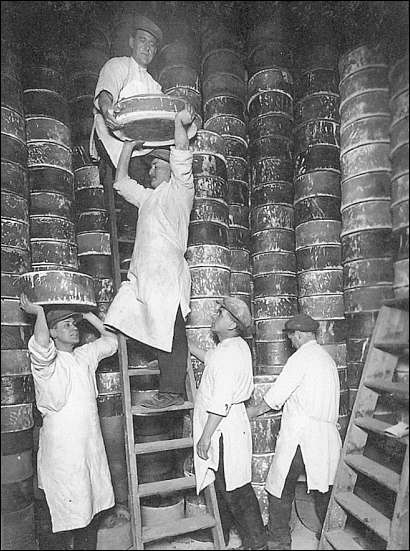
[193, 337, 254, 493]
[264, 339, 342, 497]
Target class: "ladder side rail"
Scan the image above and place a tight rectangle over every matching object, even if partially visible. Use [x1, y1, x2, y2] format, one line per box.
[319, 305, 402, 546]
[102, 162, 142, 549]
[387, 443, 409, 550]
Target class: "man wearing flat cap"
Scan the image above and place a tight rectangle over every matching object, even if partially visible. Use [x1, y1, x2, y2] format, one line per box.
[19, 294, 118, 549]
[190, 297, 268, 550]
[91, 14, 163, 167]
[248, 313, 342, 550]
[104, 104, 195, 409]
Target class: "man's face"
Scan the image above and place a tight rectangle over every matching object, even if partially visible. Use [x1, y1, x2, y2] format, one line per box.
[211, 306, 234, 334]
[51, 317, 80, 345]
[130, 29, 158, 67]
[149, 158, 171, 189]
[286, 330, 300, 349]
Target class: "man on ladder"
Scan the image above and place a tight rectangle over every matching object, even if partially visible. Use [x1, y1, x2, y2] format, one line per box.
[104, 103, 196, 410]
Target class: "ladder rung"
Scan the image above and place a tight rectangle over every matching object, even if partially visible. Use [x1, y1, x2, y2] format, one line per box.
[132, 401, 193, 416]
[127, 368, 160, 376]
[142, 512, 216, 543]
[118, 237, 135, 244]
[355, 416, 409, 443]
[344, 454, 401, 493]
[364, 379, 409, 401]
[138, 475, 196, 497]
[334, 492, 391, 542]
[324, 529, 364, 550]
[134, 436, 193, 454]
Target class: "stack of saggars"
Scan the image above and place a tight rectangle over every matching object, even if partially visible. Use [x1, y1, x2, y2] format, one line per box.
[1, 29, 37, 551]
[200, 18, 251, 315]
[67, 17, 110, 162]
[246, 5, 295, 525]
[66, 16, 113, 320]
[152, 10, 202, 127]
[389, 50, 409, 300]
[339, 44, 394, 413]
[23, 45, 76, 274]
[293, 40, 348, 438]
[186, 130, 230, 384]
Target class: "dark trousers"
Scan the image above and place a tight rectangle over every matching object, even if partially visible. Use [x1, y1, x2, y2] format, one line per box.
[267, 446, 332, 546]
[157, 307, 188, 395]
[214, 438, 267, 550]
[61, 513, 101, 550]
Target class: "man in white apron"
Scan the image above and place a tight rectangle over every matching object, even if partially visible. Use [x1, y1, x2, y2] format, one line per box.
[190, 297, 267, 551]
[20, 293, 118, 550]
[247, 313, 342, 550]
[103, 106, 195, 409]
[90, 15, 162, 167]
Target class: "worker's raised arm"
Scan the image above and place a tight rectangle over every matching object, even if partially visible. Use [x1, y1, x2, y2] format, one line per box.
[174, 104, 195, 150]
[20, 293, 49, 348]
[114, 141, 152, 208]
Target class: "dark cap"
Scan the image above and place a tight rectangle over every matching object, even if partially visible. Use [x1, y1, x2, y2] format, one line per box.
[133, 15, 163, 44]
[46, 310, 82, 329]
[217, 296, 253, 335]
[146, 149, 170, 163]
[284, 313, 319, 333]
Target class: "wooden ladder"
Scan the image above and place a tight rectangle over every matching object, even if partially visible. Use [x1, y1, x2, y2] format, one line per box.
[103, 163, 225, 550]
[319, 296, 409, 550]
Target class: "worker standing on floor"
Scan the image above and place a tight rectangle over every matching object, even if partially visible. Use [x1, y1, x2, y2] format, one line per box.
[190, 297, 268, 551]
[90, 15, 162, 167]
[20, 293, 118, 550]
[247, 313, 342, 550]
[104, 104, 195, 410]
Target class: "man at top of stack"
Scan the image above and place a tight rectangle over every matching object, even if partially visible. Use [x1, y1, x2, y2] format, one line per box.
[91, 15, 163, 167]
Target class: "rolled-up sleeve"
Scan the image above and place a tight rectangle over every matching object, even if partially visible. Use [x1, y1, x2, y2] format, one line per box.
[94, 58, 127, 110]
[28, 336, 72, 413]
[170, 148, 194, 194]
[264, 357, 305, 410]
[84, 335, 118, 371]
[113, 176, 153, 208]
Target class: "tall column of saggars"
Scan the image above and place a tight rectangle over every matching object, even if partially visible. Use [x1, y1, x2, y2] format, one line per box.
[293, 41, 349, 437]
[338, 44, 394, 414]
[388, 50, 409, 300]
[200, 18, 252, 314]
[1, 29, 37, 551]
[245, 8, 295, 525]
[21, 35, 79, 547]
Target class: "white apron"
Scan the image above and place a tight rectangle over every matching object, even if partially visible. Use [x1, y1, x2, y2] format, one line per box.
[104, 149, 194, 352]
[263, 340, 342, 497]
[90, 57, 161, 166]
[29, 336, 117, 532]
[193, 338, 254, 493]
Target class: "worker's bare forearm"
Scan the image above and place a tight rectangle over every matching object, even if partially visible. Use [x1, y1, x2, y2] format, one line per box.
[188, 341, 206, 363]
[174, 118, 189, 150]
[247, 400, 272, 419]
[33, 308, 50, 348]
[202, 412, 223, 439]
[97, 90, 114, 116]
[82, 312, 117, 341]
[20, 294, 50, 347]
[115, 141, 135, 181]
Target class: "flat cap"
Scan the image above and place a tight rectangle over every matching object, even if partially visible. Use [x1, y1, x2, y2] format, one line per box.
[217, 296, 253, 334]
[134, 15, 163, 44]
[47, 310, 82, 328]
[284, 313, 319, 333]
[146, 148, 170, 163]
